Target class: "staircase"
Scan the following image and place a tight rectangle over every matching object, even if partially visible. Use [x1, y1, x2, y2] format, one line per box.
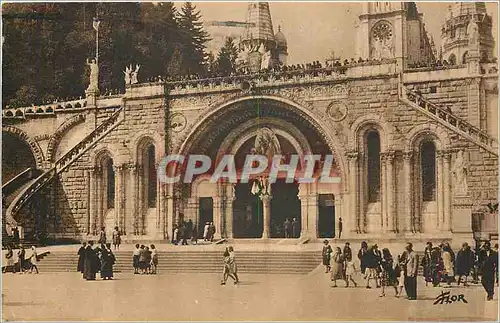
[400, 86, 498, 156]
[36, 250, 322, 275]
[4, 107, 124, 233]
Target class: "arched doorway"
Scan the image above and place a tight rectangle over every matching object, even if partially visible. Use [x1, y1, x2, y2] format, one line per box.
[95, 152, 115, 233]
[177, 97, 345, 239]
[136, 138, 157, 235]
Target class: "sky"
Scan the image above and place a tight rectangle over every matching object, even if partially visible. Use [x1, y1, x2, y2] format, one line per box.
[181, 2, 499, 64]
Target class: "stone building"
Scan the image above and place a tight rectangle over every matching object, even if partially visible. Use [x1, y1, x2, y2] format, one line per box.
[2, 2, 498, 247]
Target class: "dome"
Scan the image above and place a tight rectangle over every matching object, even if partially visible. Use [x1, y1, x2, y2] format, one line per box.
[274, 26, 287, 49]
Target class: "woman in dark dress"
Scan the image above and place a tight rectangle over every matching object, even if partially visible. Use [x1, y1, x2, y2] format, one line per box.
[83, 241, 97, 280]
[379, 248, 398, 297]
[77, 242, 87, 273]
[322, 240, 333, 273]
[357, 241, 369, 276]
[100, 243, 115, 280]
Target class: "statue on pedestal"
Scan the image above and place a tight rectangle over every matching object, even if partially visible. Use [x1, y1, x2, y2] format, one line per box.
[124, 64, 141, 85]
[86, 58, 99, 91]
[452, 150, 469, 196]
[467, 15, 480, 47]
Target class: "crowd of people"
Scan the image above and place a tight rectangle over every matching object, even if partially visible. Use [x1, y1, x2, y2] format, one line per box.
[77, 241, 116, 281]
[322, 240, 498, 300]
[2, 244, 40, 274]
[170, 220, 217, 245]
[132, 244, 158, 275]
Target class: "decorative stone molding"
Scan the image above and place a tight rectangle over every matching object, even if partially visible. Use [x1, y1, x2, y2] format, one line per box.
[2, 125, 45, 168]
[327, 101, 348, 122]
[402, 150, 413, 160]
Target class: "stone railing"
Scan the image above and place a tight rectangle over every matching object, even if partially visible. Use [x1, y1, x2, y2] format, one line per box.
[402, 87, 498, 156]
[5, 107, 124, 232]
[2, 168, 41, 197]
[164, 60, 398, 96]
[2, 98, 87, 119]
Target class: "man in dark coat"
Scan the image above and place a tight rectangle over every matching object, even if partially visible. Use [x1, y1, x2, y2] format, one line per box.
[456, 242, 474, 286]
[17, 245, 26, 273]
[77, 242, 87, 273]
[338, 218, 343, 239]
[478, 241, 498, 300]
[83, 241, 97, 280]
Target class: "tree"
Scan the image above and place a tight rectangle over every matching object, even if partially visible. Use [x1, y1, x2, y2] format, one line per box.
[215, 37, 238, 75]
[177, 2, 210, 75]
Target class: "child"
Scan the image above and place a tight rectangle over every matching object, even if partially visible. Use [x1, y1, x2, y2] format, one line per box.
[150, 244, 158, 274]
[133, 244, 140, 274]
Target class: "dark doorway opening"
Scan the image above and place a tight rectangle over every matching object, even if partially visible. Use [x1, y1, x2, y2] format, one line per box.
[198, 197, 214, 235]
[318, 194, 335, 238]
[270, 179, 301, 238]
[233, 183, 263, 238]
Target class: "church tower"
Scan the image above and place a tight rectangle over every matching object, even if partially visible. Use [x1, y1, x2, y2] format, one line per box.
[440, 2, 495, 65]
[355, 2, 434, 68]
[239, 2, 287, 71]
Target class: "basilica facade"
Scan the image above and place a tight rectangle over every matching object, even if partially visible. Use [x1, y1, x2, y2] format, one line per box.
[2, 2, 498, 247]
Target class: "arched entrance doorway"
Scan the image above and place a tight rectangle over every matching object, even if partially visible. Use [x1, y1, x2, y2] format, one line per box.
[177, 96, 345, 240]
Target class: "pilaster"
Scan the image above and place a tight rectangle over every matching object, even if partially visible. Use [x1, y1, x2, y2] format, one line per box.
[346, 151, 360, 234]
[261, 195, 272, 239]
[443, 151, 452, 232]
[402, 151, 413, 233]
[384, 151, 396, 233]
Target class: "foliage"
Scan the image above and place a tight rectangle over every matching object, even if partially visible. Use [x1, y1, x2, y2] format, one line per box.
[2, 2, 211, 107]
[215, 37, 238, 75]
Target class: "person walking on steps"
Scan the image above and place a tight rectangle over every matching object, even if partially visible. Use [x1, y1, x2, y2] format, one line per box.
[322, 240, 333, 273]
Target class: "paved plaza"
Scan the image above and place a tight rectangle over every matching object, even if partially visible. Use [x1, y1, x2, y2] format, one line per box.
[2, 269, 498, 321]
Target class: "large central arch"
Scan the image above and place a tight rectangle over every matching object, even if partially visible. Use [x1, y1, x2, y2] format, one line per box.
[173, 94, 347, 239]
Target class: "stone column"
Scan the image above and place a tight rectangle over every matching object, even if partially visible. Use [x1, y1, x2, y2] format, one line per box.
[88, 168, 96, 235]
[114, 165, 125, 232]
[128, 165, 137, 236]
[402, 151, 413, 233]
[307, 193, 319, 239]
[85, 169, 91, 235]
[96, 167, 104, 231]
[335, 194, 343, 237]
[385, 151, 395, 232]
[346, 151, 360, 234]
[213, 197, 222, 240]
[165, 184, 173, 240]
[224, 183, 235, 239]
[436, 151, 445, 230]
[381, 153, 388, 232]
[157, 182, 166, 239]
[443, 151, 452, 232]
[261, 195, 272, 239]
[137, 165, 144, 235]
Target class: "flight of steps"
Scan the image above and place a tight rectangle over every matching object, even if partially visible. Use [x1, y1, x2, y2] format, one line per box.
[36, 250, 323, 275]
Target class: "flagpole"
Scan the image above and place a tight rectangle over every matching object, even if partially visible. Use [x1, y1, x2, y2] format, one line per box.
[96, 22, 99, 65]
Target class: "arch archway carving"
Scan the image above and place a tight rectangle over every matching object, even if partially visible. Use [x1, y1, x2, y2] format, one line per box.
[2, 125, 45, 169]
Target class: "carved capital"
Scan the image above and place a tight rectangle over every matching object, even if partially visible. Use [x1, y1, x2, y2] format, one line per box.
[345, 150, 359, 161]
[381, 150, 396, 162]
[402, 151, 413, 161]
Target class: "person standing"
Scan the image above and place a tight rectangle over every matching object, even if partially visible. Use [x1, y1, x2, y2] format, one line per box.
[364, 245, 380, 289]
[379, 248, 398, 297]
[203, 222, 210, 241]
[209, 222, 216, 242]
[173, 226, 179, 245]
[29, 246, 39, 274]
[396, 255, 406, 297]
[150, 244, 158, 274]
[227, 246, 239, 284]
[83, 241, 97, 280]
[191, 225, 198, 245]
[330, 247, 345, 287]
[284, 218, 292, 238]
[100, 243, 115, 280]
[180, 223, 188, 245]
[138, 245, 146, 274]
[98, 227, 106, 245]
[3, 246, 14, 273]
[17, 245, 26, 273]
[430, 246, 442, 287]
[421, 242, 433, 286]
[292, 218, 299, 238]
[221, 248, 235, 285]
[112, 226, 121, 250]
[404, 242, 418, 300]
[478, 241, 498, 301]
[322, 240, 333, 273]
[357, 241, 369, 277]
[133, 244, 140, 274]
[456, 242, 474, 286]
[187, 219, 194, 242]
[337, 217, 343, 239]
[442, 245, 455, 287]
[77, 242, 87, 273]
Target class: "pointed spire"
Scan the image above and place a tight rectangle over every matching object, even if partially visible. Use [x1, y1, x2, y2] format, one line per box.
[242, 2, 275, 43]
